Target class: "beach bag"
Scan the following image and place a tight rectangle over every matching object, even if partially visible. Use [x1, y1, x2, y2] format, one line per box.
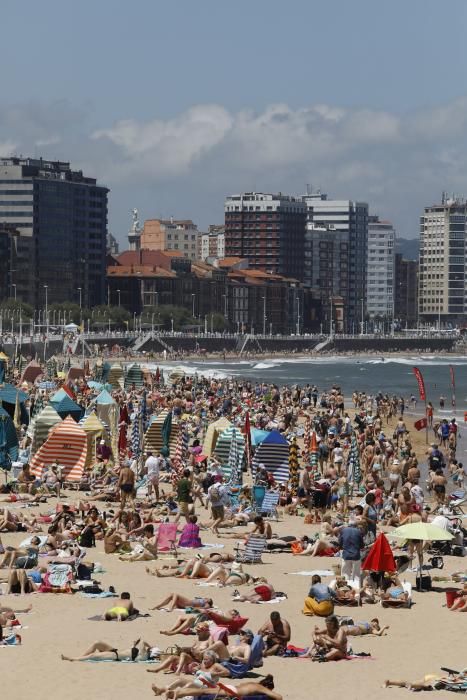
[79, 527, 96, 548]
[291, 542, 303, 554]
[415, 574, 432, 591]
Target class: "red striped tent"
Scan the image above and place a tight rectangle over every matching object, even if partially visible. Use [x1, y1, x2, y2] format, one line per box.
[30, 416, 87, 481]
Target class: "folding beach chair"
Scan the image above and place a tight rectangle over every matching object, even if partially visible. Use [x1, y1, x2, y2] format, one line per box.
[448, 490, 466, 516]
[235, 535, 266, 564]
[258, 490, 280, 520]
[154, 522, 178, 558]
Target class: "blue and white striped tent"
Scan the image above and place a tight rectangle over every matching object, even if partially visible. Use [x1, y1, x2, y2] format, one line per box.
[214, 425, 245, 481]
[251, 430, 290, 484]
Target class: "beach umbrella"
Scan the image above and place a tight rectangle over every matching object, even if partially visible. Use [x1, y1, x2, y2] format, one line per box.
[309, 430, 319, 476]
[362, 533, 396, 573]
[227, 426, 242, 486]
[347, 431, 362, 487]
[161, 410, 172, 458]
[389, 522, 454, 591]
[250, 427, 269, 447]
[288, 436, 299, 495]
[0, 358, 6, 384]
[251, 430, 290, 484]
[131, 413, 142, 460]
[389, 523, 454, 542]
[30, 405, 62, 454]
[303, 416, 311, 453]
[243, 411, 252, 467]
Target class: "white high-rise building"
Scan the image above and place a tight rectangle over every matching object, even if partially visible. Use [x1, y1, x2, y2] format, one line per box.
[419, 194, 467, 324]
[301, 190, 368, 328]
[366, 216, 395, 320]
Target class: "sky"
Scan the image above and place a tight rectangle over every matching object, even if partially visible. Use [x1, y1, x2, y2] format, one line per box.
[2, 0, 467, 244]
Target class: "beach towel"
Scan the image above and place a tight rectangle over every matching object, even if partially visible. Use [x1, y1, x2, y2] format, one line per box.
[221, 634, 264, 678]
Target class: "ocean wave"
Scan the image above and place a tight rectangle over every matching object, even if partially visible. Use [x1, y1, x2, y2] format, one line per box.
[252, 362, 277, 370]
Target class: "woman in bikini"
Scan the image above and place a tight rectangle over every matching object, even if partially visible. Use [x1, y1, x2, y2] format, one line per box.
[61, 638, 155, 662]
[150, 593, 213, 612]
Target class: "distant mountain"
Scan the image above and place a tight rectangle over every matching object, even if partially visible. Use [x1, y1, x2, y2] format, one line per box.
[396, 237, 419, 261]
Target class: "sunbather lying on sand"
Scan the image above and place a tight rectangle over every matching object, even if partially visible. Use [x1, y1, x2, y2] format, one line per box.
[61, 638, 155, 662]
[150, 593, 213, 612]
[342, 618, 389, 636]
[154, 674, 282, 699]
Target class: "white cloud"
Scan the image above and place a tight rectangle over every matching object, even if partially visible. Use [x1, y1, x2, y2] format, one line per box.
[0, 140, 17, 156]
[1, 96, 467, 237]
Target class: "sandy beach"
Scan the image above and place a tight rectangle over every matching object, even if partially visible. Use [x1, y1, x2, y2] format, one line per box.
[1, 409, 465, 700]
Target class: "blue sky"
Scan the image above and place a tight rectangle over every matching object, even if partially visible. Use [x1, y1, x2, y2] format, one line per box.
[2, 0, 467, 242]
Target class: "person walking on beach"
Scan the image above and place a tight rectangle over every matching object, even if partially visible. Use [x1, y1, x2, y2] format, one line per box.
[339, 516, 364, 583]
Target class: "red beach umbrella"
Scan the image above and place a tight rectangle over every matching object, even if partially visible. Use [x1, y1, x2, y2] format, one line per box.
[362, 532, 396, 573]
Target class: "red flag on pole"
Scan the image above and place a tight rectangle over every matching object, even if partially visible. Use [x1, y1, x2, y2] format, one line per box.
[449, 365, 456, 409]
[414, 417, 427, 431]
[412, 367, 426, 401]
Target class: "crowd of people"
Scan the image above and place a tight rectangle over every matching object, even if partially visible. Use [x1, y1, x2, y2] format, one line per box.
[0, 359, 465, 697]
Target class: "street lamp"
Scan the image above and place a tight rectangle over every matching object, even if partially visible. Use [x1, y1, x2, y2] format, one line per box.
[262, 295, 267, 336]
[11, 284, 17, 301]
[192, 293, 196, 318]
[360, 297, 365, 336]
[77, 287, 82, 309]
[296, 296, 300, 336]
[117, 289, 121, 307]
[43, 285, 49, 359]
[171, 316, 174, 334]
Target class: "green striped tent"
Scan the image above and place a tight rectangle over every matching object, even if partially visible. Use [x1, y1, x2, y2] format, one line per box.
[30, 404, 62, 455]
[125, 363, 144, 389]
[214, 425, 245, 480]
[144, 410, 179, 458]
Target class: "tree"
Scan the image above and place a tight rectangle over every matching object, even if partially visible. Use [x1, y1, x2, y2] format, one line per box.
[207, 312, 226, 332]
[0, 299, 34, 318]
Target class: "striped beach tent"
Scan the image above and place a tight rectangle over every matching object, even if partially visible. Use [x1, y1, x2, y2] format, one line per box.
[347, 431, 362, 487]
[20, 360, 43, 385]
[30, 416, 87, 481]
[251, 430, 290, 484]
[80, 412, 107, 468]
[94, 389, 116, 432]
[49, 390, 83, 422]
[203, 417, 231, 457]
[144, 410, 178, 458]
[125, 363, 144, 389]
[107, 363, 124, 389]
[30, 404, 62, 455]
[214, 425, 245, 480]
[0, 406, 19, 462]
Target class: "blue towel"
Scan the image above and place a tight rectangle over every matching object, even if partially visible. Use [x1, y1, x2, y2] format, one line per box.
[221, 635, 264, 678]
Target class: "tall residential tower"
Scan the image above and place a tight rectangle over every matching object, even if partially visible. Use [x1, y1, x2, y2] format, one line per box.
[0, 157, 108, 307]
[224, 192, 307, 280]
[301, 190, 368, 329]
[419, 194, 467, 324]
